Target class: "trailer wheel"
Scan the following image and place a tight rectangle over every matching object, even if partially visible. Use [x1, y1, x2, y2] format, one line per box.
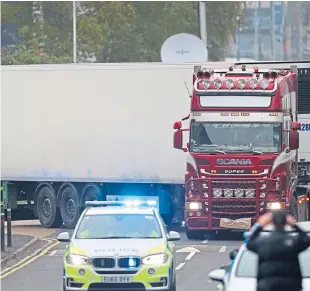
[81, 184, 103, 208]
[59, 185, 80, 229]
[36, 186, 61, 228]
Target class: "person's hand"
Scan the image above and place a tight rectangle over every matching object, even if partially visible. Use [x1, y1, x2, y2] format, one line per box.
[257, 212, 273, 227]
[286, 214, 296, 226]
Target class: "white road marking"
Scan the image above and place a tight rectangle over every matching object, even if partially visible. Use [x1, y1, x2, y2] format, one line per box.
[176, 247, 200, 253]
[185, 252, 195, 260]
[175, 263, 185, 270]
[49, 250, 58, 256]
[202, 240, 208, 244]
[219, 246, 227, 252]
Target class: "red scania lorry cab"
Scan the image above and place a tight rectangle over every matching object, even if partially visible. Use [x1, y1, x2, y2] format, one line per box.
[173, 63, 301, 239]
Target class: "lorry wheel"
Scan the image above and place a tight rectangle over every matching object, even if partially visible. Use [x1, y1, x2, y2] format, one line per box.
[185, 229, 205, 240]
[81, 184, 103, 208]
[162, 205, 174, 227]
[59, 185, 80, 229]
[36, 186, 61, 228]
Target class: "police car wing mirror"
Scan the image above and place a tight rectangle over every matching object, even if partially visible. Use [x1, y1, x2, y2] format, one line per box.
[208, 269, 226, 282]
[57, 232, 70, 242]
[167, 231, 180, 241]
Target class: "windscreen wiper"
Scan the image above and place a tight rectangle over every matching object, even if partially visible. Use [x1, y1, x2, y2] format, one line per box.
[250, 150, 263, 155]
[212, 149, 226, 154]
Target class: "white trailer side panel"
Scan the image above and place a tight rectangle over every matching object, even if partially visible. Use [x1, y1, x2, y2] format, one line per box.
[298, 114, 310, 162]
[1, 63, 229, 183]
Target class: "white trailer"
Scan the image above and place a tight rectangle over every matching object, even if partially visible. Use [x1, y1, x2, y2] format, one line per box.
[0, 62, 231, 228]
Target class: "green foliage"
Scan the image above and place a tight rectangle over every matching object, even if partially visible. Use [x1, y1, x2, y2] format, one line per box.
[1, 1, 244, 64]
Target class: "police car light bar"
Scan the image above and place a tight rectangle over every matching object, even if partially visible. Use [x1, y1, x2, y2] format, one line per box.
[85, 200, 158, 207]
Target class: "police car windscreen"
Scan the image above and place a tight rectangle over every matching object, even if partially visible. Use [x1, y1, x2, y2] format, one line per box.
[190, 122, 281, 153]
[75, 214, 162, 239]
[235, 249, 310, 277]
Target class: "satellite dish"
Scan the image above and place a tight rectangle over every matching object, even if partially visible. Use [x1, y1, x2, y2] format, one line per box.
[160, 33, 208, 63]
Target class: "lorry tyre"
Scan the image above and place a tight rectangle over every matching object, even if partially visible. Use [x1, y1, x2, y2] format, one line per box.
[185, 229, 205, 240]
[59, 184, 80, 229]
[81, 184, 103, 208]
[162, 205, 174, 227]
[162, 214, 173, 227]
[36, 186, 61, 228]
[289, 195, 298, 220]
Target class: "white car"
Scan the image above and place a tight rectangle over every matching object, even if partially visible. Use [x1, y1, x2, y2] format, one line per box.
[208, 222, 310, 291]
[57, 200, 180, 291]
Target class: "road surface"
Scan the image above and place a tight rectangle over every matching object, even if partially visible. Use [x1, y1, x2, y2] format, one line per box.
[1, 229, 244, 291]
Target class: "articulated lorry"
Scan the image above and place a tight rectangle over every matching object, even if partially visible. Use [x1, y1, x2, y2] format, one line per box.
[1, 62, 229, 228]
[173, 61, 310, 239]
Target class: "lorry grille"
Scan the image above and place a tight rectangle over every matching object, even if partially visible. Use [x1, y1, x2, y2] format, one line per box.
[93, 258, 116, 268]
[212, 201, 256, 218]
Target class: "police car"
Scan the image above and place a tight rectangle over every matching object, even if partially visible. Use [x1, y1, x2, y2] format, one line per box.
[57, 200, 180, 291]
[208, 222, 310, 291]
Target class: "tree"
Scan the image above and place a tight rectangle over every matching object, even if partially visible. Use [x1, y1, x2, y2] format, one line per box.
[1, 1, 244, 64]
[99, 1, 244, 62]
[1, 1, 136, 64]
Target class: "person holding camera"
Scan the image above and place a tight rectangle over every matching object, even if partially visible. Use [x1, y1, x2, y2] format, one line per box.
[246, 210, 310, 291]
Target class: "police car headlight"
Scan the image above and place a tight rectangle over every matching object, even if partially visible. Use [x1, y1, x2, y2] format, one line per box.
[142, 253, 168, 265]
[66, 254, 91, 265]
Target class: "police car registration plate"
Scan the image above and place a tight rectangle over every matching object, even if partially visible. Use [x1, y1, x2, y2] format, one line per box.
[102, 276, 132, 283]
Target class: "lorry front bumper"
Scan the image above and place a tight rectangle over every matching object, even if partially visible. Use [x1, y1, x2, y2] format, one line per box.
[63, 264, 173, 291]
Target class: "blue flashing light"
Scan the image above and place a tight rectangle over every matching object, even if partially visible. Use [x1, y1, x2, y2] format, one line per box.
[124, 200, 157, 207]
[128, 258, 136, 268]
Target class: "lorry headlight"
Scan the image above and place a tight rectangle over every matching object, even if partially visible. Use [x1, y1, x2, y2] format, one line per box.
[186, 202, 202, 210]
[143, 253, 168, 265]
[213, 188, 222, 198]
[224, 189, 234, 198]
[245, 189, 255, 198]
[66, 254, 91, 265]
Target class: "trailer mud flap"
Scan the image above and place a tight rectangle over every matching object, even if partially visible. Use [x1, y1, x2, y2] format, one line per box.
[220, 217, 251, 230]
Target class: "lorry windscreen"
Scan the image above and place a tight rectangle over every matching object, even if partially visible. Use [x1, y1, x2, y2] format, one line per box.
[190, 122, 281, 153]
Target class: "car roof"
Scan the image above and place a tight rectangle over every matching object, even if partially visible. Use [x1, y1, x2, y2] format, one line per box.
[85, 206, 156, 216]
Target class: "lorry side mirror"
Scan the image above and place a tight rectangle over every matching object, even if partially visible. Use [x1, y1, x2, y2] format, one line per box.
[291, 122, 301, 131]
[289, 130, 299, 150]
[173, 130, 183, 150]
[173, 121, 182, 130]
